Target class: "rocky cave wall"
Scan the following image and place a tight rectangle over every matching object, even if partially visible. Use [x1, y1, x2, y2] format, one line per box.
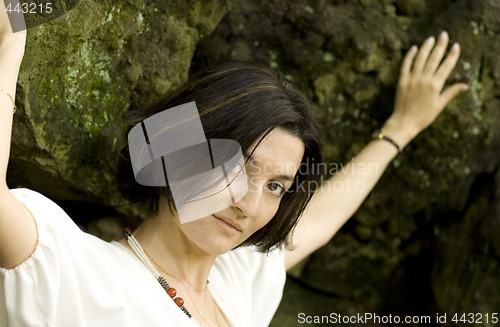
[192, 1, 500, 324]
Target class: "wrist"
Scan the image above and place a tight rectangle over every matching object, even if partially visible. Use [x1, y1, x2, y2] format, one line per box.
[372, 129, 402, 154]
[0, 87, 16, 113]
[381, 117, 420, 149]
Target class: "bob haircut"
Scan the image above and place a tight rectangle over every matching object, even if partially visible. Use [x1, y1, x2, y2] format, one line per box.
[119, 62, 323, 252]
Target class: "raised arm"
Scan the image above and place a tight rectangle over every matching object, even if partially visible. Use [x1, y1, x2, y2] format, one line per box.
[0, 6, 36, 269]
[285, 32, 469, 270]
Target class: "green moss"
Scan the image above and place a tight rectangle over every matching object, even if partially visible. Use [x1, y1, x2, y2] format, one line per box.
[268, 49, 279, 69]
[187, 0, 232, 37]
[304, 5, 314, 14]
[470, 126, 481, 136]
[61, 39, 116, 136]
[137, 12, 144, 27]
[314, 74, 337, 106]
[417, 169, 431, 189]
[323, 51, 335, 62]
[466, 57, 484, 110]
[470, 21, 483, 35]
[357, 43, 385, 72]
[462, 61, 472, 71]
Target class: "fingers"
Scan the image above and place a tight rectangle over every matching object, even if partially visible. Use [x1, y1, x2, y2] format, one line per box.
[401, 32, 463, 86]
[435, 43, 461, 82]
[440, 83, 469, 107]
[423, 31, 449, 75]
[411, 36, 435, 73]
[399, 45, 417, 84]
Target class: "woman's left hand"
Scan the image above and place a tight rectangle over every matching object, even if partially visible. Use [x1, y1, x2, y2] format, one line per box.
[383, 31, 469, 148]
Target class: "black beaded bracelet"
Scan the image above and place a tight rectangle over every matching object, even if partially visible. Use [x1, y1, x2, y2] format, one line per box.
[373, 129, 402, 153]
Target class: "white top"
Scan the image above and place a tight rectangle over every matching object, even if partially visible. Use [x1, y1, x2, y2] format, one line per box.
[0, 189, 286, 327]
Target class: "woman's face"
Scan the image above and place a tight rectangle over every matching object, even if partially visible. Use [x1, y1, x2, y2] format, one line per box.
[172, 127, 305, 255]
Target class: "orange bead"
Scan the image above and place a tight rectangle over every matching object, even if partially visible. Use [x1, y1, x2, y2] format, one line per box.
[167, 288, 177, 298]
[174, 297, 184, 307]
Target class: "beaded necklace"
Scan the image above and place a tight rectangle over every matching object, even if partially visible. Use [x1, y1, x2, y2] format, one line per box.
[150, 255, 209, 292]
[124, 228, 200, 326]
[149, 256, 221, 327]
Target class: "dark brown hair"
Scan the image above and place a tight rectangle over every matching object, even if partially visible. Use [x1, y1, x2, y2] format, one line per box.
[119, 62, 323, 252]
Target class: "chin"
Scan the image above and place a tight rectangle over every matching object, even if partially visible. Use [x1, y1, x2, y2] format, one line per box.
[180, 216, 249, 255]
[195, 233, 252, 256]
[198, 237, 245, 256]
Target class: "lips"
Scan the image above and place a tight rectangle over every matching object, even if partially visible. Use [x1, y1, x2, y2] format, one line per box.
[213, 214, 243, 232]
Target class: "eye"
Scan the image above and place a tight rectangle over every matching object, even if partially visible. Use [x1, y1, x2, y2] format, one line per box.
[267, 181, 285, 197]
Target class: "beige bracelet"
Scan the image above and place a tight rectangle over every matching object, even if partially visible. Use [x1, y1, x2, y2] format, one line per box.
[0, 87, 16, 113]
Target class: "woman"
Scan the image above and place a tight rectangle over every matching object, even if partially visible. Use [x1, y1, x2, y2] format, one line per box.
[0, 4, 468, 327]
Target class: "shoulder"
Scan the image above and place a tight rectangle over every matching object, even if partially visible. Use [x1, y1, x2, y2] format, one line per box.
[9, 188, 79, 229]
[3, 189, 115, 273]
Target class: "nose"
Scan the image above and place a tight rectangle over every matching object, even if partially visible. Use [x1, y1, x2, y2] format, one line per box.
[232, 178, 262, 218]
